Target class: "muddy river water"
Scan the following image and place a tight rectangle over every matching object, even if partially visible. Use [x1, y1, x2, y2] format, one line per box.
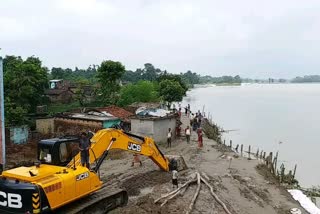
[182, 83, 320, 188]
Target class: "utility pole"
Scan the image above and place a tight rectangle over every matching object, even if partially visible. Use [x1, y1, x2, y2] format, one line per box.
[0, 49, 5, 171]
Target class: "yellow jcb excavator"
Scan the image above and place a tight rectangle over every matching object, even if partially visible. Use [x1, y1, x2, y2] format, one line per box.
[0, 129, 186, 214]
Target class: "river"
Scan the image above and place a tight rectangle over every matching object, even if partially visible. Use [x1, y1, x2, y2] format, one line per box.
[181, 83, 320, 188]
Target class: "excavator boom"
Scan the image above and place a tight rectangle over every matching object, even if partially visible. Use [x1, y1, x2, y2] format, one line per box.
[67, 129, 170, 172]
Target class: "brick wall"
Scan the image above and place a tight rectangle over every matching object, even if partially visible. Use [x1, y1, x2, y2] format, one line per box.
[36, 118, 55, 134]
[54, 118, 103, 135]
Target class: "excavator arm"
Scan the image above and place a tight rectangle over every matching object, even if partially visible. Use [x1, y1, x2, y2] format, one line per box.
[67, 129, 170, 171]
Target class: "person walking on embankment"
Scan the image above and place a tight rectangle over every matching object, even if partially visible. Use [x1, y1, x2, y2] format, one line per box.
[197, 127, 203, 148]
[172, 169, 178, 189]
[185, 126, 191, 143]
[193, 113, 198, 131]
[131, 154, 142, 167]
[167, 128, 172, 148]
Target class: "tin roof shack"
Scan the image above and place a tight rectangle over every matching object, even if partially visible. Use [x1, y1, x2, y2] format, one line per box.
[125, 102, 161, 114]
[131, 113, 178, 144]
[45, 79, 75, 103]
[97, 106, 134, 132]
[54, 110, 121, 135]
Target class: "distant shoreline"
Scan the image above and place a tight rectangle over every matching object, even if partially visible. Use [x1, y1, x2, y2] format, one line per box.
[193, 82, 320, 88]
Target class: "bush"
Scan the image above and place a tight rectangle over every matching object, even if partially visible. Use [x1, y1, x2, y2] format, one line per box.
[117, 81, 159, 106]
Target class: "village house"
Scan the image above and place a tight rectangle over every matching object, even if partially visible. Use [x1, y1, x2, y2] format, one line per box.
[130, 109, 178, 144]
[36, 106, 134, 135]
[36, 111, 120, 136]
[55, 110, 121, 135]
[45, 79, 74, 103]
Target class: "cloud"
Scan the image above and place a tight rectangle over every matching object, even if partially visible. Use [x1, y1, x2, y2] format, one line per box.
[0, 0, 320, 78]
[55, 0, 117, 17]
[0, 17, 27, 40]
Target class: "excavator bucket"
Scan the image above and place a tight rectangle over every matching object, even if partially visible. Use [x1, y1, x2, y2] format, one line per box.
[165, 155, 188, 171]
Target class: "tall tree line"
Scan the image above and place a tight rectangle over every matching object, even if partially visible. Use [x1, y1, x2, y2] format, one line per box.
[3, 54, 244, 126]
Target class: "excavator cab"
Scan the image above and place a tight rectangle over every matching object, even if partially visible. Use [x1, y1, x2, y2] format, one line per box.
[38, 136, 79, 166]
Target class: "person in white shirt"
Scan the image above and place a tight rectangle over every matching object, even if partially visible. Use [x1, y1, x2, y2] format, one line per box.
[185, 126, 191, 143]
[167, 128, 172, 148]
[172, 169, 178, 188]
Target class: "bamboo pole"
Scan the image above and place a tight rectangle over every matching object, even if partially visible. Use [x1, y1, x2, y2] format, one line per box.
[293, 164, 297, 179]
[200, 176, 232, 214]
[154, 177, 197, 203]
[235, 144, 239, 152]
[161, 190, 181, 207]
[186, 173, 201, 214]
[269, 152, 273, 173]
[274, 152, 278, 175]
[280, 164, 285, 183]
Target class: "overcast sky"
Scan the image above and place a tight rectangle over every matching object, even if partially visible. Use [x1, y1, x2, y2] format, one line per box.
[1, 0, 320, 78]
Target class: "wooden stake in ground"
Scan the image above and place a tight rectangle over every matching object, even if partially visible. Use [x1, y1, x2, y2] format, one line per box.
[186, 172, 201, 214]
[227, 156, 233, 169]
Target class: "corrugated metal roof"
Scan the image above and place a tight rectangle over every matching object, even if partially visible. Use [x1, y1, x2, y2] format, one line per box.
[66, 113, 119, 122]
[49, 79, 63, 82]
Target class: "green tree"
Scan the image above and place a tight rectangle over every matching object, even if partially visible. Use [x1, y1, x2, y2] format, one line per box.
[121, 63, 165, 83]
[96, 60, 125, 105]
[159, 79, 185, 105]
[4, 55, 49, 125]
[51, 67, 72, 79]
[50, 66, 97, 83]
[75, 79, 90, 106]
[157, 74, 188, 94]
[142, 63, 163, 81]
[4, 97, 27, 126]
[181, 70, 200, 86]
[122, 70, 141, 83]
[117, 81, 159, 106]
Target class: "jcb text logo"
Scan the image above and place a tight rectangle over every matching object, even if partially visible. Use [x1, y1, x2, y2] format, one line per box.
[76, 172, 89, 181]
[128, 142, 141, 152]
[0, 191, 22, 208]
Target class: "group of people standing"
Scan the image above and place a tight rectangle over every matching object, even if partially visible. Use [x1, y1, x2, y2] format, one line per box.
[190, 111, 202, 131]
[184, 125, 203, 148]
[166, 104, 203, 149]
[187, 111, 204, 148]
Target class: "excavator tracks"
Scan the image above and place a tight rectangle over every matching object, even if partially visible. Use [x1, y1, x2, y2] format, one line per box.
[55, 185, 128, 214]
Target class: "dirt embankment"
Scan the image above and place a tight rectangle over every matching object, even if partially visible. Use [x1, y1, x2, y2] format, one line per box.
[103, 114, 307, 214]
[3, 112, 307, 213]
[202, 118, 222, 144]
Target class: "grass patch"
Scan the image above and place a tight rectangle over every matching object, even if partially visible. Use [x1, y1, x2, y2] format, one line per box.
[48, 102, 81, 114]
